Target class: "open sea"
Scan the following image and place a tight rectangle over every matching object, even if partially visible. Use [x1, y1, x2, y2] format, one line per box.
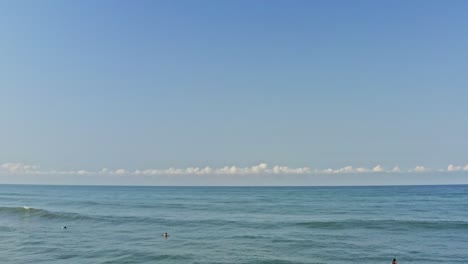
[0, 185, 467, 264]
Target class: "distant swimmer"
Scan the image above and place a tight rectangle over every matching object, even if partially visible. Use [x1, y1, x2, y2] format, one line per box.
[162, 232, 169, 238]
[63, 226, 67, 229]
[392, 258, 397, 264]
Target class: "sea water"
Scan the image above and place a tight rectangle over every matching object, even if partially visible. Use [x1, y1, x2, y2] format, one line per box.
[0, 185, 467, 263]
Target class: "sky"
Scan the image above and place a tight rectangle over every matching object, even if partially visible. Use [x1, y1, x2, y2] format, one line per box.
[1, 0, 467, 185]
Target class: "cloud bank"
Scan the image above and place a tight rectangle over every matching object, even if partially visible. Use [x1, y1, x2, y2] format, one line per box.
[1, 163, 40, 173]
[2, 162, 468, 176]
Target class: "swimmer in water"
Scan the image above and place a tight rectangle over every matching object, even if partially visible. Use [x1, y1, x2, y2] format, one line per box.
[392, 258, 397, 264]
[162, 232, 169, 238]
[63, 226, 67, 229]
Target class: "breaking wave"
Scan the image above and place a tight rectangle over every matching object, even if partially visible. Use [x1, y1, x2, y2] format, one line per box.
[0, 206, 95, 221]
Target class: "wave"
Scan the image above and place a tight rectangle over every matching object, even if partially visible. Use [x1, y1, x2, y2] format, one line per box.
[294, 219, 468, 230]
[243, 259, 309, 264]
[3, 206, 465, 231]
[0, 206, 170, 224]
[0, 206, 95, 221]
[0, 192, 39, 197]
[232, 234, 267, 239]
[98, 252, 193, 263]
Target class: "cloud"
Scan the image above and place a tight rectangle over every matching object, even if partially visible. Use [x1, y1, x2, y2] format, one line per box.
[272, 165, 311, 174]
[0, 162, 311, 176]
[413, 166, 429, 172]
[447, 164, 462, 172]
[341, 166, 359, 173]
[320, 168, 333, 174]
[77, 170, 89, 175]
[114, 169, 126, 175]
[215, 163, 271, 175]
[320, 165, 384, 174]
[372, 165, 384, 172]
[321, 166, 354, 174]
[134, 163, 311, 176]
[135, 166, 215, 176]
[0, 163, 40, 174]
[2, 162, 468, 176]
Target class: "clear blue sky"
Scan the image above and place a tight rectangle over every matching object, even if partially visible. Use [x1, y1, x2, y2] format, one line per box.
[1, 1, 467, 184]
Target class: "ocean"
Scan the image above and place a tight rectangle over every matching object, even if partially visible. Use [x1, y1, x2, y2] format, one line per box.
[0, 185, 467, 263]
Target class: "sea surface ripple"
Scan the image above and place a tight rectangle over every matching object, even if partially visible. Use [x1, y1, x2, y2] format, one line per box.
[0, 185, 467, 263]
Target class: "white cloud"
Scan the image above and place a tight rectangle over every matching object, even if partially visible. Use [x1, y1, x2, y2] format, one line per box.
[114, 169, 126, 175]
[355, 167, 370, 173]
[3, 162, 468, 177]
[321, 168, 334, 174]
[333, 166, 355, 173]
[0, 163, 312, 176]
[414, 166, 429, 172]
[447, 164, 462, 172]
[133, 165, 269, 176]
[320, 165, 384, 174]
[372, 165, 384, 172]
[0, 163, 40, 174]
[77, 170, 89, 175]
[272, 165, 311, 174]
[251, 163, 268, 173]
[213, 163, 310, 175]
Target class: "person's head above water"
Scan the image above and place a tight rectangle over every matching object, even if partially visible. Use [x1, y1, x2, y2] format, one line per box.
[392, 258, 397, 264]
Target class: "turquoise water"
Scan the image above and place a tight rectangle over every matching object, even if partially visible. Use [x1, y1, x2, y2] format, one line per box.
[0, 185, 467, 263]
